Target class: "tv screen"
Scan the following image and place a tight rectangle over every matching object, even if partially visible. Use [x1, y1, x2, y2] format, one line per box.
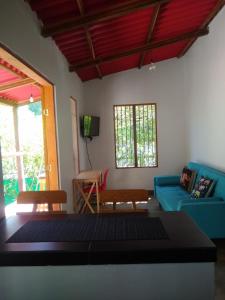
[81, 115, 100, 137]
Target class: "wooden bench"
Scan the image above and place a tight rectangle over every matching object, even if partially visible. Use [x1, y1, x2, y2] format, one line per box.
[100, 189, 148, 212]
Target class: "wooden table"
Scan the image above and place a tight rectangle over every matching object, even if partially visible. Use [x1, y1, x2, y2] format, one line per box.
[73, 170, 102, 213]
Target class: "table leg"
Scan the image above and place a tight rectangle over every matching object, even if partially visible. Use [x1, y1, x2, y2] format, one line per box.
[76, 182, 95, 214]
[96, 181, 100, 213]
[72, 179, 77, 213]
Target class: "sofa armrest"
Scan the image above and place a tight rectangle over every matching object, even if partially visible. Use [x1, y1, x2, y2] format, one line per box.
[177, 197, 222, 210]
[179, 201, 225, 238]
[154, 176, 180, 187]
[154, 176, 180, 197]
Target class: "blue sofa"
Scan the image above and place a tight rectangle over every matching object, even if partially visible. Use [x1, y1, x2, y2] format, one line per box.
[154, 162, 225, 238]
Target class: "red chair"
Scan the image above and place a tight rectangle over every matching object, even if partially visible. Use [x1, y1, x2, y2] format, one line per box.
[83, 169, 109, 194]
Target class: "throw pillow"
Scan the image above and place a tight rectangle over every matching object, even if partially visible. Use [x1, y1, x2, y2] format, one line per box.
[191, 176, 215, 198]
[180, 167, 197, 192]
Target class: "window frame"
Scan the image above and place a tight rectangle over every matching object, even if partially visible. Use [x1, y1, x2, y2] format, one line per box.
[113, 103, 158, 169]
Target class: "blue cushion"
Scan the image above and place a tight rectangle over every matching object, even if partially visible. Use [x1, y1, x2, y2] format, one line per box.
[189, 162, 225, 200]
[156, 185, 190, 211]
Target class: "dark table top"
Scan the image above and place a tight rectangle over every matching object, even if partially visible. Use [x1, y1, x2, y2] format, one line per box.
[0, 211, 216, 266]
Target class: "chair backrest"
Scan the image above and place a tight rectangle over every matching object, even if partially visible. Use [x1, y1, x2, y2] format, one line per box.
[101, 169, 109, 190]
[17, 190, 67, 213]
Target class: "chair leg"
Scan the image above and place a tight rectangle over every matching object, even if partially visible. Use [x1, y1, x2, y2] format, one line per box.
[33, 204, 38, 212]
[132, 201, 137, 210]
[113, 202, 116, 210]
[48, 203, 53, 212]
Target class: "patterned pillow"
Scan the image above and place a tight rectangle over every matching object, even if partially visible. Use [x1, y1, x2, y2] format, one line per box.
[191, 176, 215, 198]
[180, 167, 197, 192]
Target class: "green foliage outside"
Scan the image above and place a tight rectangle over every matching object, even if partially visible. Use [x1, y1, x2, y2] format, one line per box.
[115, 106, 135, 167]
[114, 104, 157, 168]
[0, 101, 45, 206]
[4, 178, 41, 206]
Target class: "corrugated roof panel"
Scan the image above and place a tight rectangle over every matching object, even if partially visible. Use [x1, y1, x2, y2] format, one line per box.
[30, 0, 80, 26]
[0, 85, 41, 103]
[153, 0, 218, 40]
[55, 28, 91, 63]
[30, 0, 73, 11]
[144, 40, 190, 65]
[91, 8, 154, 57]
[0, 59, 41, 103]
[100, 54, 140, 77]
[54, 29, 86, 45]
[84, 0, 132, 14]
[0, 69, 19, 85]
[77, 67, 99, 81]
[0, 59, 27, 79]
[27, 0, 224, 81]
[66, 52, 91, 65]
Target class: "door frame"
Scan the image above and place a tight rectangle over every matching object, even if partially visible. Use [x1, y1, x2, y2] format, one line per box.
[0, 142, 4, 219]
[70, 97, 80, 176]
[0, 44, 59, 191]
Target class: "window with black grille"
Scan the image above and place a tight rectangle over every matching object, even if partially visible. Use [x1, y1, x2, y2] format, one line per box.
[114, 104, 158, 168]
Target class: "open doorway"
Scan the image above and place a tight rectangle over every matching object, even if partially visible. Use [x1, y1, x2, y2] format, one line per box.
[0, 100, 45, 216]
[0, 45, 59, 216]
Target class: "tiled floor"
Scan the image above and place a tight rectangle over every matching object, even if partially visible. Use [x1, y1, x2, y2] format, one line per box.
[214, 239, 225, 300]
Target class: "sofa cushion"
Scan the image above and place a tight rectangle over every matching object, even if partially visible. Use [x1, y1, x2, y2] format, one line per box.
[191, 176, 215, 198]
[180, 167, 197, 192]
[156, 185, 190, 211]
[188, 162, 225, 201]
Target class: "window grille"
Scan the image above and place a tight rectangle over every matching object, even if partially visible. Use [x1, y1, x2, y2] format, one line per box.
[114, 104, 157, 168]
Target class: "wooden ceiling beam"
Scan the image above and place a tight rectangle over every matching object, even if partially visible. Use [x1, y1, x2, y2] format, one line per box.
[0, 96, 40, 107]
[25, 0, 69, 10]
[138, 2, 161, 68]
[42, 0, 170, 37]
[0, 62, 23, 78]
[0, 97, 17, 106]
[0, 78, 35, 93]
[75, 0, 84, 15]
[76, 0, 102, 79]
[178, 0, 225, 58]
[17, 96, 40, 106]
[70, 27, 209, 71]
[85, 30, 102, 79]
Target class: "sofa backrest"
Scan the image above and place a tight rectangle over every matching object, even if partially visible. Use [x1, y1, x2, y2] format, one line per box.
[188, 162, 225, 201]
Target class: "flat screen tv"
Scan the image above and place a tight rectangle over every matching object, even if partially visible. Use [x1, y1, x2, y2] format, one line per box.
[81, 115, 100, 138]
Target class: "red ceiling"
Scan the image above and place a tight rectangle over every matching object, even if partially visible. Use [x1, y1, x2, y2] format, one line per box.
[28, 0, 223, 81]
[0, 59, 41, 104]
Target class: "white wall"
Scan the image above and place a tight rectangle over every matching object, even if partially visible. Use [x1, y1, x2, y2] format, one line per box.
[0, 0, 87, 211]
[185, 7, 225, 172]
[0, 263, 214, 300]
[84, 59, 187, 189]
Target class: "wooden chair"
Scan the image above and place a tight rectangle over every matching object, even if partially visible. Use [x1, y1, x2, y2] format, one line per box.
[16, 190, 67, 214]
[82, 169, 109, 212]
[83, 169, 109, 194]
[100, 189, 148, 213]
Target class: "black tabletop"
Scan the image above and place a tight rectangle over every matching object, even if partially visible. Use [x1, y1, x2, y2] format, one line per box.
[0, 211, 216, 266]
